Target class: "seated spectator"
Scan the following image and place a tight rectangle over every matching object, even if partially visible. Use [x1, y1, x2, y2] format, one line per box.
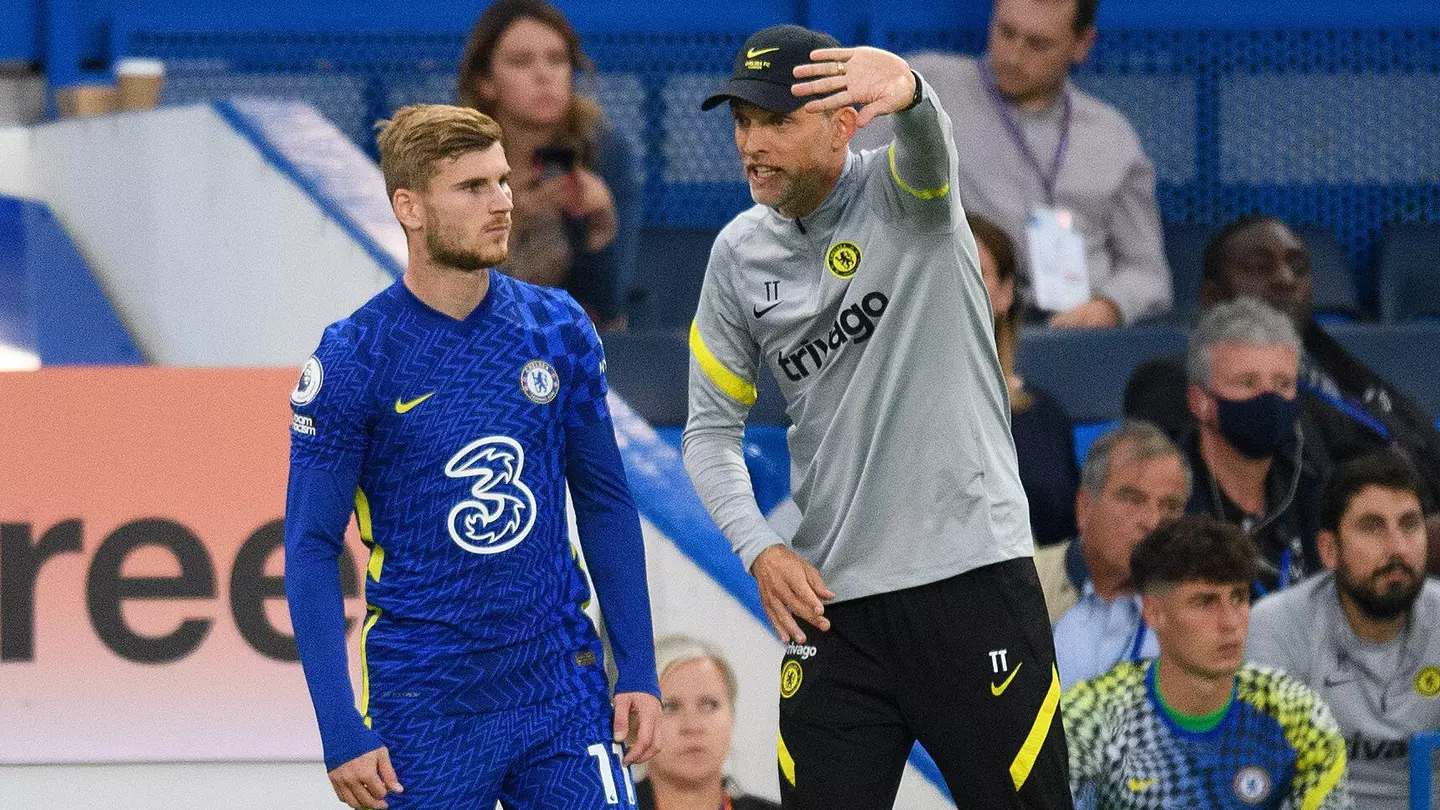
[1042, 420, 1188, 689]
[1248, 453, 1440, 810]
[457, 0, 639, 329]
[1125, 215, 1440, 553]
[971, 214, 1078, 546]
[636, 635, 778, 810]
[1181, 297, 1325, 593]
[1064, 515, 1352, 809]
[855, 0, 1172, 327]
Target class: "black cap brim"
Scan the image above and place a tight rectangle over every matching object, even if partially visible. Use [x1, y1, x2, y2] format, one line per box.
[701, 78, 804, 113]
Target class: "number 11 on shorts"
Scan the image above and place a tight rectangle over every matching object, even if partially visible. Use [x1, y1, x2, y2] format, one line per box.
[587, 743, 636, 805]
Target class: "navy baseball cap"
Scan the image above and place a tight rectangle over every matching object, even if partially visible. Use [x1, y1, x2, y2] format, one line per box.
[701, 24, 842, 113]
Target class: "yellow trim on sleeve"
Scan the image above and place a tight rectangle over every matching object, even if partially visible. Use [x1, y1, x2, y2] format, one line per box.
[1301, 750, 1346, 810]
[1010, 664, 1062, 791]
[777, 731, 796, 787]
[359, 606, 381, 728]
[689, 320, 757, 407]
[354, 488, 384, 582]
[888, 143, 950, 200]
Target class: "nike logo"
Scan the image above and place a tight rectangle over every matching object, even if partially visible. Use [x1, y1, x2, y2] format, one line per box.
[753, 301, 783, 318]
[1127, 778, 1156, 792]
[747, 47, 780, 58]
[395, 392, 435, 414]
[990, 661, 1022, 696]
[1323, 676, 1356, 689]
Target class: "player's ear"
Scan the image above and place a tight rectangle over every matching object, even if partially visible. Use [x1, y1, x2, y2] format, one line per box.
[1140, 591, 1163, 633]
[392, 187, 425, 232]
[1317, 528, 1339, 571]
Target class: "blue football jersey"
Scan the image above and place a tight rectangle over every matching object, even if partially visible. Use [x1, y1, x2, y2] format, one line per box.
[289, 274, 612, 717]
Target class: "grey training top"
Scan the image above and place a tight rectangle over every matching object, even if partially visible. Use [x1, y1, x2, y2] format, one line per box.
[682, 75, 1034, 602]
[853, 54, 1172, 324]
[1248, 571, 1440, 810]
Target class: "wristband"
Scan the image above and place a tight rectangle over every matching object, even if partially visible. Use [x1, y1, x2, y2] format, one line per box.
[900, 71, 924, 112]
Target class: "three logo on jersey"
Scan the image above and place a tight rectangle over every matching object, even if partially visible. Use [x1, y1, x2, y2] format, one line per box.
[290, 355, 560, 556]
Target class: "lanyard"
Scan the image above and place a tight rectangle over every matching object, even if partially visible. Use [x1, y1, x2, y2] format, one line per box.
[1300, 378, 1393, 441]
[1129, 617, 1149, 662]
[978, 59, 1073, 205]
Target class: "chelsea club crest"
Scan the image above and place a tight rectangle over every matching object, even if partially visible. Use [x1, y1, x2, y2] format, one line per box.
[520, 359, 559, 404]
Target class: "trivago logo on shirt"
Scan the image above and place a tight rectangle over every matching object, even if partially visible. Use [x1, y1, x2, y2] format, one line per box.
[777, 291, 890, 382]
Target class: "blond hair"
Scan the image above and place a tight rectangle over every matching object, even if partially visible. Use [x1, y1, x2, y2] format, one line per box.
[654, 635, 739, 707]
[376, 104, 505, 198]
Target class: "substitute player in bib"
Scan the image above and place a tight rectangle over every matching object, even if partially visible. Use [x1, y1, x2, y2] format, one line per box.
[1249, 453, 1440, 810]
[285, 104, 660, 810]
[1064, 516, 1352, 809]
[683, 25, 1071, 808]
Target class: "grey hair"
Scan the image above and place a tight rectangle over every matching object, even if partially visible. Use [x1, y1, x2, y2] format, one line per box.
[1079, 419, 1192, 501]
[1186, 296, 1301, 386]
[654, 634, 739, 706]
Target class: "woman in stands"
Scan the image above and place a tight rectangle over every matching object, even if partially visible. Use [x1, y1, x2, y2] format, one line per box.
[970, 214, 1079, 548]
[636, 636, 779, 810]
[458, 0, 638, 329]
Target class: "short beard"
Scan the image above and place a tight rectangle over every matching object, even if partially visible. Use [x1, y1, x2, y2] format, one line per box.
[1337, 558, 1423, 620]
[427, 225, 505, 272]
[762, 171, 824, 219]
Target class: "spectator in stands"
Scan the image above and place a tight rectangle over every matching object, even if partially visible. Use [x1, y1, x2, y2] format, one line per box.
[1182, 297, 1325, 594]
[1126, 214, 1440, 561]
[458, 0, 638, 329]
[636, 635, 778, 810]
[1064, 515, 1352, 809]
[970, 214, 1078, 546]
[1248, 453, 1440, 810]
[1041, 420, 1188, 689]
[855, 0, 1172, 327]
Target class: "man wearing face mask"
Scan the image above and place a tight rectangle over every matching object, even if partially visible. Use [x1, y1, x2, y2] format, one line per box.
[1182, 297, 1325, 594]
[1126, 215, 1440, 567]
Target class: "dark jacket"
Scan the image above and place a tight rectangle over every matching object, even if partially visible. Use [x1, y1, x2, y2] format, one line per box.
[1124, 320, 1440, 510]
[1181, 427, 1325, 595]
[635, 780, 780, 810]
[1012, 386, 1079, 547]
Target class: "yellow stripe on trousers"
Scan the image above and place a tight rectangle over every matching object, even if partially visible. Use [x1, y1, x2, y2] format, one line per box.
[1010, 664, 1062, 791]
[777, 732, 796, 787]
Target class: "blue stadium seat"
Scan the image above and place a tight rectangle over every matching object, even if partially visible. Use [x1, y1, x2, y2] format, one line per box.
[601, 330, 786, 426]
[627, 226, 717, 331]
[1161, 220, 1210, 325]
[1376, 224, 1440, 323]
[1411, 731, 1440, 810]
[1295, 226, 1360, 319]
[1323, 323, 1440, 418]
[1017, 326, 1188, 424]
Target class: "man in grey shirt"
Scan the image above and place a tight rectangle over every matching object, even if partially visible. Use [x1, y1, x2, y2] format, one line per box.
[684, 23, 1071, 810]
[854, 0, 1171, 327]
[1249, 452, 1440, 810]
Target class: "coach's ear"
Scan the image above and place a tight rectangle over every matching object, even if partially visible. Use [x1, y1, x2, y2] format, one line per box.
[392, 187, 425, 233]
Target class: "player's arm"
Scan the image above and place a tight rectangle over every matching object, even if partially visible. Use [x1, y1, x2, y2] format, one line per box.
[561, 304, 661, 765]
[794, 47, 956, 217]
[1281, 683, 1353, 810]
[284, 345, 400, 809]
[1090, 149, 1172, 325]
[1245, 595, 1309, 679]
[682, 240, 833, 644]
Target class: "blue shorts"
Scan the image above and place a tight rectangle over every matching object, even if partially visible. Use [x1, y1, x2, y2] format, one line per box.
[371, 684, 637, 810]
